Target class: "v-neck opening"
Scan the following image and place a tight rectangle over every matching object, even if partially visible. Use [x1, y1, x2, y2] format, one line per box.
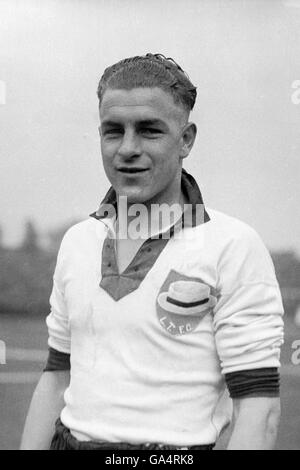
[100, 234, 170, 301]
[117, 238, 155, 276]
[94, 169, 211, 301]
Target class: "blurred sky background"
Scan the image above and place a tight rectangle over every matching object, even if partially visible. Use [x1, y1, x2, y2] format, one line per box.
[0, 0, 300, 254]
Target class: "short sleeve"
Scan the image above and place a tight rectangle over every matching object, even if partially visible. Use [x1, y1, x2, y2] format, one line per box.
[46, 239, 71, 355]
[44, 347, 71, 371]
[213, 226, 284, 376]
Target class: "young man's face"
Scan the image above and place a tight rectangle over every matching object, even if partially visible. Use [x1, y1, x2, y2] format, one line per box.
[99, 87, 196, 205]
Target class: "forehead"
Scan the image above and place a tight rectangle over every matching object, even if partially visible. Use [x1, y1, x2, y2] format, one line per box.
[99, 87, 186, 123]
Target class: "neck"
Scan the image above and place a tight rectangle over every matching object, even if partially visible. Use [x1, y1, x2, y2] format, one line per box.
[116, 170, 185, 239]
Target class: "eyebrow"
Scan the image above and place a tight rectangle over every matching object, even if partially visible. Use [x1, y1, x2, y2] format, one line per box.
[101, 119, 168, 130]
[101, 120, 121, 129]
[137, 119, 167, 128]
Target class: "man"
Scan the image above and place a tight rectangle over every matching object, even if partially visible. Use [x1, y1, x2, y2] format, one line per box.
[21, 53, 284, 450]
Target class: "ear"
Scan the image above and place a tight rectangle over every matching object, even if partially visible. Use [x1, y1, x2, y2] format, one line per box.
[179, 122, 197, 159]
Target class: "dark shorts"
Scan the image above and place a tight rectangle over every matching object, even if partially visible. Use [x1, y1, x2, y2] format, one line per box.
[50, 419, 215, 450]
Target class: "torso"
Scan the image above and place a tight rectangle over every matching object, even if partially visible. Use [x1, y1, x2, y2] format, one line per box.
[115, 237, 146, 274]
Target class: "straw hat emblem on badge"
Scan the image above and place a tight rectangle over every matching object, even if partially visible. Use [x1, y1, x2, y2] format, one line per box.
[156, 280, 216, 336]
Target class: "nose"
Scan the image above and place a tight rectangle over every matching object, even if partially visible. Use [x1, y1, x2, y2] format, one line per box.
[117, 130, 141, 160]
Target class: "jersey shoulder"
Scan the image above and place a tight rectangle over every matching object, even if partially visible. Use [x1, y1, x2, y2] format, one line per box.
[205, 208, 277, 280]
[58, 217, 106, 250]
[206, 208, 263, 243]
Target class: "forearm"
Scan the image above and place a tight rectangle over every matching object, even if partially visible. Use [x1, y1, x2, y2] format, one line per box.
[20, 370, 70, 450]
[227, 415, 278, 450]
[227, 397, 280, 450]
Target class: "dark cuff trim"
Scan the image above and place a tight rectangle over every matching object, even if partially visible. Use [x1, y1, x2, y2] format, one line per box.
[44, 347, 71, 372]
[225, 367, 280, 399]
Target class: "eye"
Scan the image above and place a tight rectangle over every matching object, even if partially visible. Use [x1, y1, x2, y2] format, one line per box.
[103, 129, 123, 138]
[140, 128, 163, 136]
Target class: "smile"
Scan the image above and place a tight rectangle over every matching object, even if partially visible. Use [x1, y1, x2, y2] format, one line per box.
[117, 168, 149, 174]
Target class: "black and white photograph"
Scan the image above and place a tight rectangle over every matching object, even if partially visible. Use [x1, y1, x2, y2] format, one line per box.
[0, 0, 300, 452]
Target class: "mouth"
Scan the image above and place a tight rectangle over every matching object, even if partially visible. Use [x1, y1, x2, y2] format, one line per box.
[117, 167, 149, 175]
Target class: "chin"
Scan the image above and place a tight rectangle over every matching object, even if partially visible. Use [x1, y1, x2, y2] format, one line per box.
[124, 192, 148, 204]
[117, 187, 152, 205]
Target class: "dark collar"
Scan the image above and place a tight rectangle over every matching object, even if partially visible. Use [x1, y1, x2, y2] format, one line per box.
[90, 169, 210, 227]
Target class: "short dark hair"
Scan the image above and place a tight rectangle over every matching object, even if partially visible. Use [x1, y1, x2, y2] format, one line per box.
[97, 53, 197, 112]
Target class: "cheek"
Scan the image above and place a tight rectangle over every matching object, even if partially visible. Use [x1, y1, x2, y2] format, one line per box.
[148, 138, 179, 159]
[101, 142, 115, 164]
[100, 140, 109, 155]
[151, 143, 181, 169]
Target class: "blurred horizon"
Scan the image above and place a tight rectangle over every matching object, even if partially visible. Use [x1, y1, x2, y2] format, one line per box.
[1, 0, 300, 255]
[0, 215, 300, 319]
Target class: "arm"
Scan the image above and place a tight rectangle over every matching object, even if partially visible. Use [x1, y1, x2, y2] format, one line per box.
[227, 397, 280, 450]
[213, 226, 284, 449]
[20, 370, 70, 450]
[20, 229, 73, 450]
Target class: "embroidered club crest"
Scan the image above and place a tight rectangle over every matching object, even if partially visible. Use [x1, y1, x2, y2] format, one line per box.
[156, 271, 216, 336]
